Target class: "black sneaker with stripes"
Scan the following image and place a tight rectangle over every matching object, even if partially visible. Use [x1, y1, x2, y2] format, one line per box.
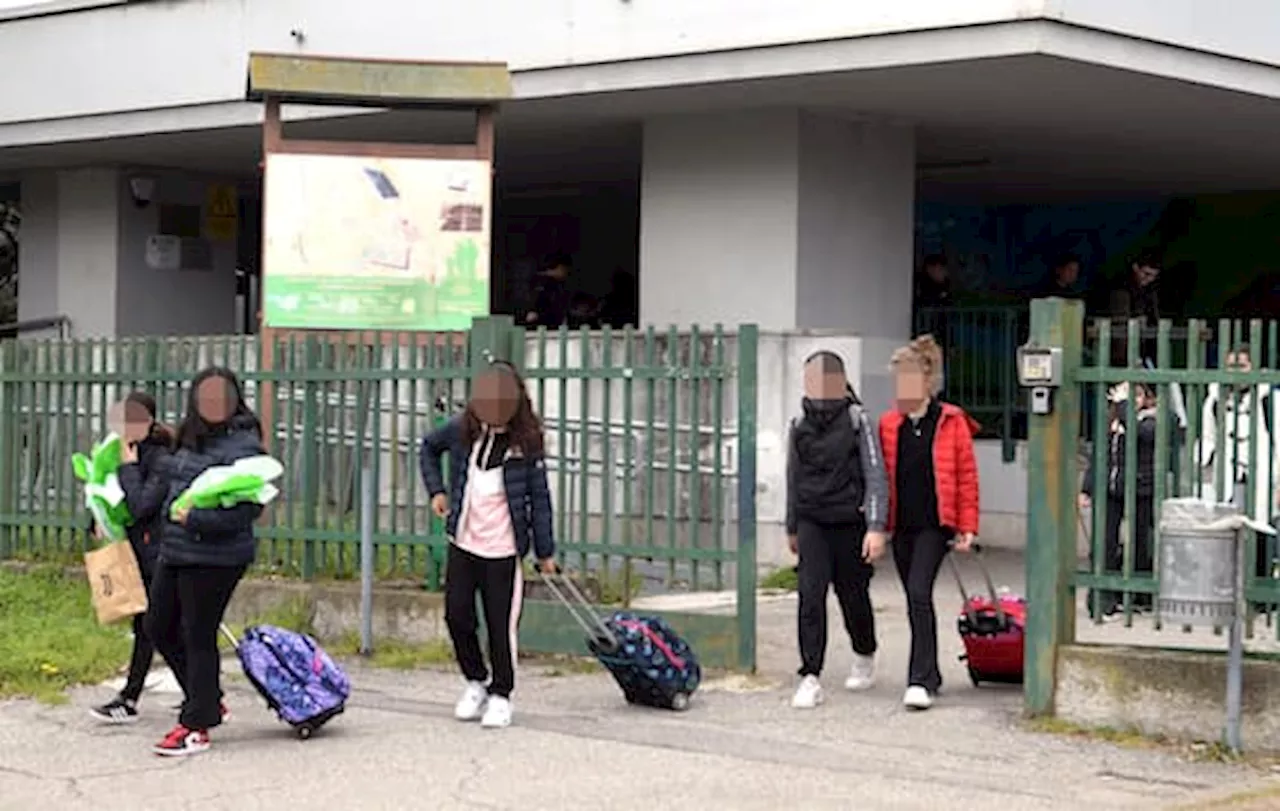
[89, 697, 139, 725]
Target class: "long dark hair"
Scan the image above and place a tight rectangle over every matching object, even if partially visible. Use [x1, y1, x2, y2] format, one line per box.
[123, 390, 174, 447]
[176, 367, 262, 451]
[461, 361, 545, 455]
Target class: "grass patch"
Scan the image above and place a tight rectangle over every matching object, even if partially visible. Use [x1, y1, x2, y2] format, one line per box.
[1026, 716, 1162, 748]
[0, 567, 133, 703]
[538, 655, 603, 677]
[332, 634, 455, 670]
[760, 566, 798, 591]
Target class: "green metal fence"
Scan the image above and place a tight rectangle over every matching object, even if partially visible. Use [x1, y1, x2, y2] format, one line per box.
[915, 305, 1023, 462]
[1023, 298, 1280, 714]
[0, 317, 760, 668]
[1074, 316, 1280, 625]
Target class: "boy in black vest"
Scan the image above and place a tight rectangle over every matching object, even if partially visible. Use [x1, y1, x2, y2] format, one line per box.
[786, 351, 890, 709]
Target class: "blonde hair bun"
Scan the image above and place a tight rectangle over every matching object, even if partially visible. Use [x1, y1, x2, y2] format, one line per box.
[890, 334, 944, 395]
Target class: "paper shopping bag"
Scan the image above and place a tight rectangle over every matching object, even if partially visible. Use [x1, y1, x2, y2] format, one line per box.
[84, 541, 148, 625]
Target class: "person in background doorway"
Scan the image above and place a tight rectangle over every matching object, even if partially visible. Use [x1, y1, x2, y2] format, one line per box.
[146, 368, 263, 757]
[1035, 254, 1085, 299]
[915, 254, 952, 310]
[785, 351, 889, 710]
[878, 335, 979, 712]
[598, 270, 637, 329]
[566, 291, 600, 330]
[419, 360, 557, 729]
[524, 253, 572, 329]
[1079, 382, 1157, 618]
[90, 392, 174, 725]
[1197, 345, 1278, 598]
[914, 254, 953, 349]
[1107, 249, 1162, 364]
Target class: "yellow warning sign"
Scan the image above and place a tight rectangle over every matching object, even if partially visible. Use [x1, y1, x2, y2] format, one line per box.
[205, 184, 238, 242]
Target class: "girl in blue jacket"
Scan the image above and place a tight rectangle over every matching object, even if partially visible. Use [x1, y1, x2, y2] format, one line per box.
[420, 360, 557, 729]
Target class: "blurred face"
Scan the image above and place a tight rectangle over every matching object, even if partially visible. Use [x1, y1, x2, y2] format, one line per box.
[471, 368, 520, 427]
[1132, 262, 1160, 288]
[925, 262, 947, 283]
[803, 360, 846, 400]
[1057, 261, 1080, 286]
[1226, 352, 1252, 372]
[108, 399, 154, 444]
[895, 365, 930, 412]
[195, 376, 236, 425]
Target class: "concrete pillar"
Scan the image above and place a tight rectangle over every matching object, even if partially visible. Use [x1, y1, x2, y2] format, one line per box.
[640, 110, 915, 418]
[18, 167, 121, 337]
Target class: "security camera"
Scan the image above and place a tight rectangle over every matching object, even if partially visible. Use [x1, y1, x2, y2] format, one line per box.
[128, 176, 156, 209]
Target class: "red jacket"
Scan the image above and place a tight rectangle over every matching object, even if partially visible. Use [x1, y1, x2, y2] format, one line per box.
[879, 402, 981, 535]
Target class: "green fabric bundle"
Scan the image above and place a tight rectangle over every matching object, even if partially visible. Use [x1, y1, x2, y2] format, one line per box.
[71, 434, 132, 542]
[169, 455, 284, 520]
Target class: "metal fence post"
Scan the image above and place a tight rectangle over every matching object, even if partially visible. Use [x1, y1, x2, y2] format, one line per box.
[1024, 297, 1084, 716]
[0, 340, 13, 560]
[300, 335, 320, 580]
[735, 325, 759, 672]
[360, 463, 376, 656]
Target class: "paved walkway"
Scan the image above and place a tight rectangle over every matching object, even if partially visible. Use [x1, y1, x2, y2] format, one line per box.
[2, 549, 1278, 810]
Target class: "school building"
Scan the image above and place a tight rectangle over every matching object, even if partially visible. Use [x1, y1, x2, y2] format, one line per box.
[5, 0, 1280, 551]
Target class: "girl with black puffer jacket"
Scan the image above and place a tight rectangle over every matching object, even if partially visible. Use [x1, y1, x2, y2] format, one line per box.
[145, 367, 264, 758]
[89, 391, 173, 725]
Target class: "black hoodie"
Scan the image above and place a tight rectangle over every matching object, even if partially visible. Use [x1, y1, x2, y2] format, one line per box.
[785, 394, 889, 533]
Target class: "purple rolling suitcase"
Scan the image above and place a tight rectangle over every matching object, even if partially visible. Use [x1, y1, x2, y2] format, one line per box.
[221, 624, 350, 739]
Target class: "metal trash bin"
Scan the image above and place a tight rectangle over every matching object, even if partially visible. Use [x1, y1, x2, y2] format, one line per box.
[1158, 498, 1241, 627]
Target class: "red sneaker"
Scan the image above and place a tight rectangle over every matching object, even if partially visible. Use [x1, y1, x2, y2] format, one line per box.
[152, 725, 210, 757]
[220, 702, 231, 723]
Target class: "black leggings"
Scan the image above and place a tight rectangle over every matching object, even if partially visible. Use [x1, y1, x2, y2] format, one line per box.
[445, 545, 523, 698]
[145, 562, 246, 730]
[120, 592, 157, 702]
[892, 527, 951, 693]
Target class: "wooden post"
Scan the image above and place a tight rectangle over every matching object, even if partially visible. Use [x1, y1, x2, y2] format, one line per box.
[1023, 297, 1084, 717]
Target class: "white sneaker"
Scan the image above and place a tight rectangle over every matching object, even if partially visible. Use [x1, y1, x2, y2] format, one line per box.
[791, 675, 824, 709]
[454, 681, 488, 721]
[480, 696, 513, 729]
[903, 685, 933, 711]
[844, 654, 876, 691]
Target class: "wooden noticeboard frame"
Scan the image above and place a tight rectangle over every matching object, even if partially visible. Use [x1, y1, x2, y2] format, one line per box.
[246, 53, 511, 447]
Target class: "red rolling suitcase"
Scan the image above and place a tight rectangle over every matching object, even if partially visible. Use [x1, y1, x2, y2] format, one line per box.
[949, 545, 1025, 686]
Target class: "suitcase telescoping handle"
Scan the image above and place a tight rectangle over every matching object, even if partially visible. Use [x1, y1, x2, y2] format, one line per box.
[946, 542, 1008, 629]
[219, 623, 240, 651]
[538, 569, 620, 654]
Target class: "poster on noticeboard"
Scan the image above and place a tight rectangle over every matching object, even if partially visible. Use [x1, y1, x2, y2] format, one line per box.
[262, 153, 491, 330]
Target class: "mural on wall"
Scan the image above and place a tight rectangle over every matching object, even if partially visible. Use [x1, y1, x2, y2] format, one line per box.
[916, 193, 1280, 318]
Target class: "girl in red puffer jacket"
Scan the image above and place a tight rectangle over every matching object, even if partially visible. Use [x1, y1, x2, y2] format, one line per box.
[879, 335, 980, 712]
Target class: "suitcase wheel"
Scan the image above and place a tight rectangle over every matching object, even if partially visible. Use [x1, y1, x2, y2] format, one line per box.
[967, 666, 982, 687]
[670, 692, 691, 712]
[296, 724, 314, 740]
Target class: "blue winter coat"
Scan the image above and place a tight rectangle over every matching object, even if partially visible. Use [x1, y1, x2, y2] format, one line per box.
[418, 416, 556, 561]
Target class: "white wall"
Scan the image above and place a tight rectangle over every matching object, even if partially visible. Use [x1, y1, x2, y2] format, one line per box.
[17, 167, 119, 336]
[17, 165, 242, 338]
[115, 168, 240, 336]
[795, 114, 914, 421]
[640, 110, 800, 330]
[1049, 0, 1280, 68]
[0, 0, 1046, 127]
